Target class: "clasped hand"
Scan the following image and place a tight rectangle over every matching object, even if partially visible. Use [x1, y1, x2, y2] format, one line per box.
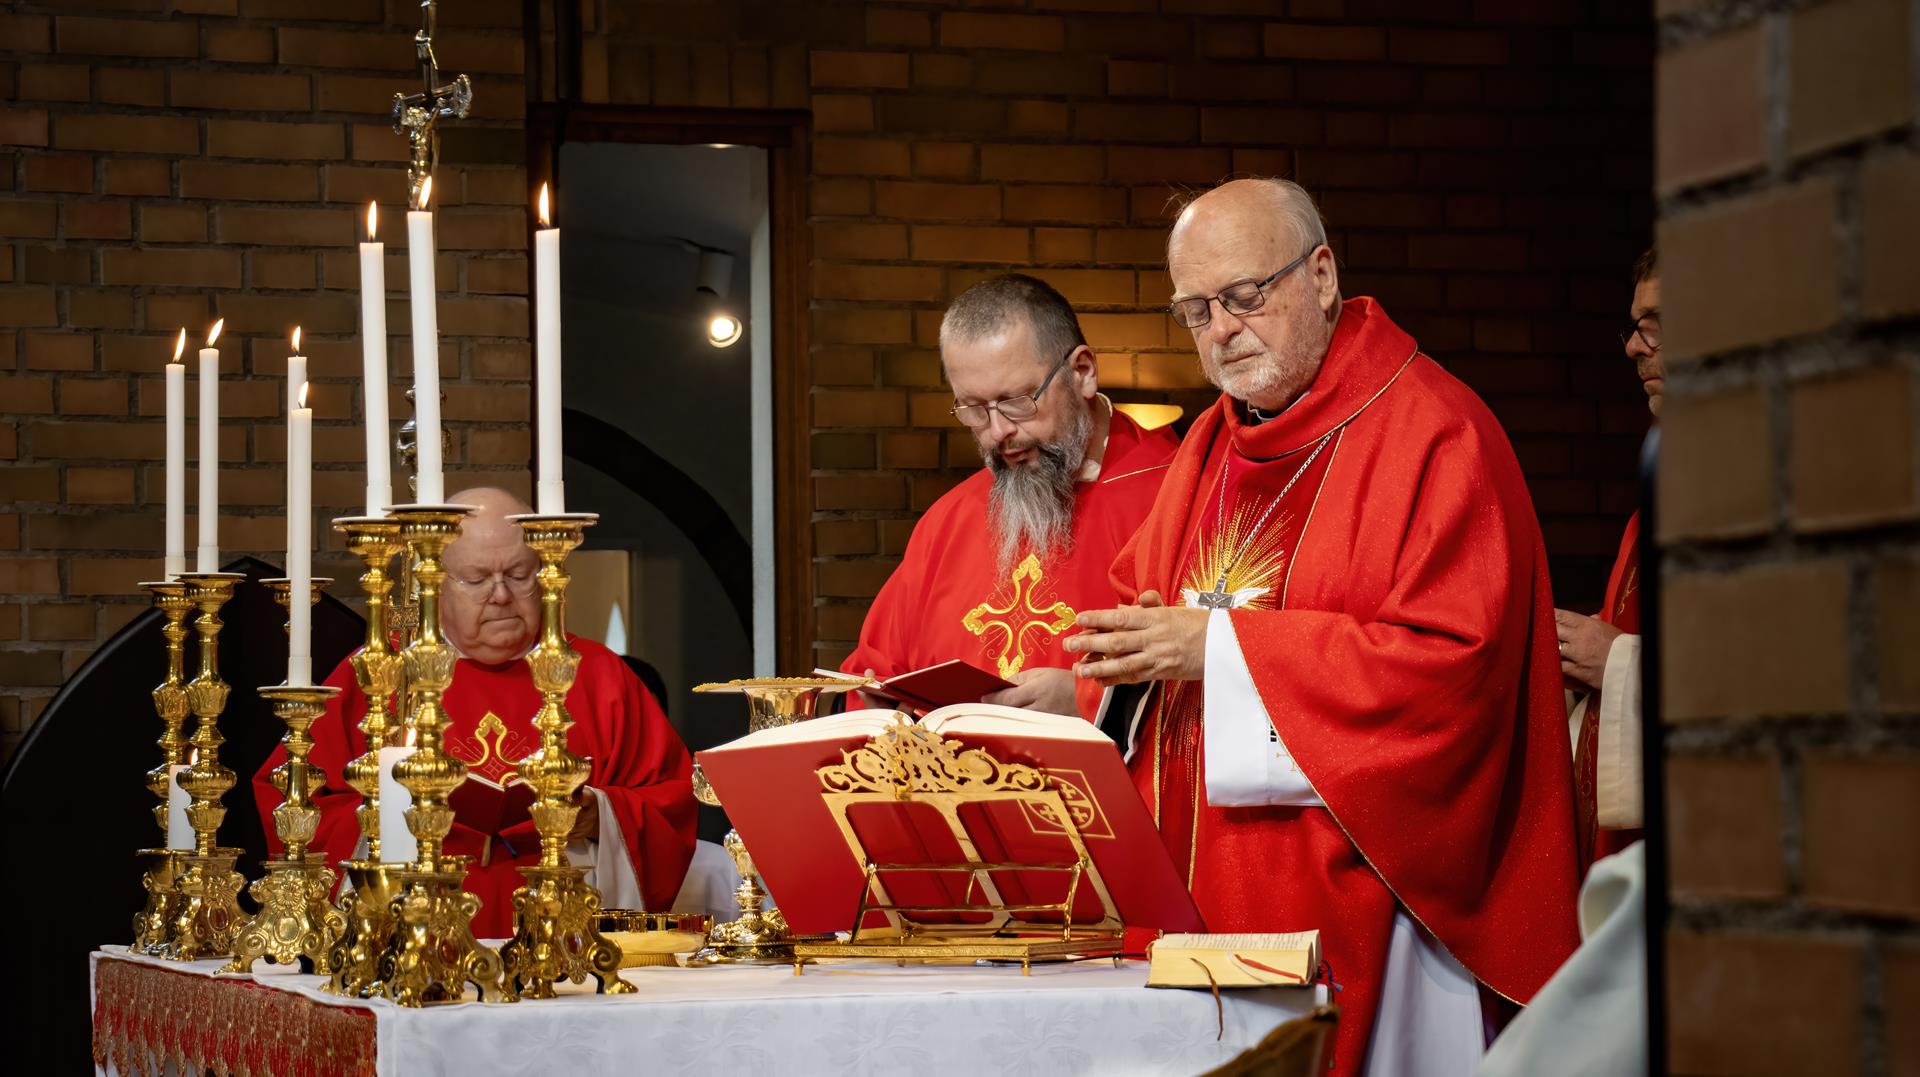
[1063, 590, 1210, 687]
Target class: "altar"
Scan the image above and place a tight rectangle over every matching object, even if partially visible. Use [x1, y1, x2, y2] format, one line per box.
[91, 948, 1328, 1077]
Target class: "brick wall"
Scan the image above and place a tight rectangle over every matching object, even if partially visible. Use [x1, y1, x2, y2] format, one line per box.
[0, 0, 529, 763]
[1654, 0, 1920, 1073]
[2, 0, 1654, 764]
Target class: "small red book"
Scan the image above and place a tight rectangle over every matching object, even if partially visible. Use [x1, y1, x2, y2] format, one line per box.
[697, 704, 1205, 937]
[448, 772, 537, 840]
[815, 660, 1016, 712]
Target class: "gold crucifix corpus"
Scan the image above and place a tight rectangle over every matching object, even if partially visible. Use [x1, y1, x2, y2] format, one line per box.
[391, 0, 471, 210]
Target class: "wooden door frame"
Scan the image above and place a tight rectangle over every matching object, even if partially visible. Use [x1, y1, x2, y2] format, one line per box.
[525, 103, 813, 676]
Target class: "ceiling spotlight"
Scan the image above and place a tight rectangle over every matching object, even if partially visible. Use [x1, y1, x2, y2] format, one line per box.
[693, 247, 742, 349]
[707, 313, 743, 348]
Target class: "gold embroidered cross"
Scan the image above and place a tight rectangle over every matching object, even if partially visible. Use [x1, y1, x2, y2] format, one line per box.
[962, 553, 1077, 679]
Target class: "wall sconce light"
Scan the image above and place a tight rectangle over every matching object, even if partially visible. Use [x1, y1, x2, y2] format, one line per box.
[695, 247, 742, 349]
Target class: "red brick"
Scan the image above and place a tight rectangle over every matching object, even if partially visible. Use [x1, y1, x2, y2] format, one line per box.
[1007, 100, 1070, 138]
[1790, 367, 1917, 530]
[1035, 227, 1094, 262]
[0, 558, 59, 595]
[1262, 24, 1385, 61]
[1003, 185, 1128, 225]
[65, 465, 134, 503]
[67, 290, 135, 329]
[912, 54, 971, 90]
[875, 181, 1000, 221]
[170, 70, 310, 112]
[1881, 559, 1920, 713]
[814, 388, 908, 428]
[1655, 26, 1766, 194]
[0, 288, 58, 328]
[0, 377, 51, 416]
[1075, 103, 1197, 143]
[22, 153, 91, 194]
[25, 603, 92, 641]
[1801, 755, 1920, 916]
[435, 208, 527, 251]
[1668, 932, 1861, 1075]
[464, 256, 527, 296]
[103, 158, 169, 196]
[248, 252, 317, 290]
[23, 245, 90, 285]
[138, 204, 207, 244]
[813, 519, 877, 558]
[1788, 0, 1913, 158]
[811, 51, 909, 90]
[275, 27, 413, 70]
[813, 473, 906, 511]
[69, 557, 164, 596]
[208, 119, 343, 161]
[0, 200, 57, 239]
[205, 24, 273, 63]
[1660, 178, 1841, 361]
[812, 94, 874, 133]
[216, 205, 355, 247]
[866, 7, 930, 47]
[815, 265, 945, 303]
[1080, 313, 1167, 349]
[1106, 146, 1231, 185]
[24, 333, 93, 372]
[1663, 560, 1852, 720]
[1666, 755, 1786, 899]
[814, 222, 908, 261]
[59, 379, 128, 417]
[101, 249, 241, 289]
[814, 307, 914, 346]
[910, 225, 1030, 263]
[92, 66, 165, 107]
[1860, 152, 1920, 322]
[812, 177, 871, 217]
[940, 12, 1065, 51]
[18, 62, 87, 102]
[0, 13, 52, 53]
[979, 144, 1104, 183]
[54, 16, 197, 58]
[53, 113, 196, 155]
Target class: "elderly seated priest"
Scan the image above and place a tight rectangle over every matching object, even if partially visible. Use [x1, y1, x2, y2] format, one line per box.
[253, 487, 699, 938]
[842, 273, 1179, 715]
[1064, 179, 1582, 1076]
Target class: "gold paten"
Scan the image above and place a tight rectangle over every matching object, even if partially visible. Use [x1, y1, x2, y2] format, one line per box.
[226, 683, 347, 974]
[374, 504, 511, 1005]
[131, 580, 194, 956]
[595, 911, 712, 968]
[164, 572, 250, 962]
[498, 513, 633, 998]
[686, 677, 858, 966]
[793, 721, 1124, 975]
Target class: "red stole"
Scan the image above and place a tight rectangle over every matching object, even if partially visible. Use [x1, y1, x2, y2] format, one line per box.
[844, 408, 1178, 681]
[1087, 297, 1581, 1074]
[254, 636, 698, 938]
[1575, 511, 1643, 864]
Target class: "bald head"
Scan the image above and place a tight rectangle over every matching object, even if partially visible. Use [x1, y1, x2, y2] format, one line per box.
[442, 486, 539, 664]
[1166, 178, 1342, 412]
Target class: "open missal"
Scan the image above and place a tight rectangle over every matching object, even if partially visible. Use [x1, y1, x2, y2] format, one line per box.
[811, 660, 1015, 712]
[696, 703, 1205, 938]
[447, 771, 536, 850]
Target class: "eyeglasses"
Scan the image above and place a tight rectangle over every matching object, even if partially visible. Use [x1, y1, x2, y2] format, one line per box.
[1619, 313, 1660, 351]
[1169, 247, 1318, 329]
[950, 348, 1075, 429]
[447, 569, 538, 598]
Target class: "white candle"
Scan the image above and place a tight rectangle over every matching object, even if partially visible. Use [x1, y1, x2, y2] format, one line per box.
[164, 329, 186, 580]
[286, 328, 305, 559]
[288, 383, 313, 687]
[195, 319, 223, 573]
[534, 183, 564, 514]
[377, 746, 418, 864]
[165, 763, 192, 850]
[406, 177, 443, 505]
[360, 202, 393, 516]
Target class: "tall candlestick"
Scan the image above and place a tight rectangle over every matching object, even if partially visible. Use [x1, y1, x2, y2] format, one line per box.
[196, 319, 223, 573]
[406, 177, 443, 504]
[360, 202, 393, 516]
[288, 383, 313, 687]
[287, 327, 305, 562]
[165, 329, 186, 580]
[534, 183, 564, 514]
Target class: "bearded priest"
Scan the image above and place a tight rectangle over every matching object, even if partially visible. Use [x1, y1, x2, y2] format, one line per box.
[1064, 180, 1581, 1076]
[843, 274, 1179, 716]
[252, 487, 698, 938]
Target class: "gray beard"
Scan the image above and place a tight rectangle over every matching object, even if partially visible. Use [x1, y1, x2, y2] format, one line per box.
[984, 404, 1092, 576]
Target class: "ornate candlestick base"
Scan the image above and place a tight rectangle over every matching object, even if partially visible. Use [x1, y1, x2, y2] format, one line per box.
[497, 512, 632, 998]
[226, 684, 346, 974]
[167, 571, 249, 961]
[169, 850, 248, 962]
[685, 677, 856, 967]
[326, 861, 405, 998]
[131, 848, 186, 955]
[379, 859, 512, 1006]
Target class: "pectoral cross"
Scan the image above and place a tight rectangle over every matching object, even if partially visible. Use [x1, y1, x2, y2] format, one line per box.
[1197, 578, 1236, 610]
[391, 0, 471, 209]
[1184, 575, 1270, 611]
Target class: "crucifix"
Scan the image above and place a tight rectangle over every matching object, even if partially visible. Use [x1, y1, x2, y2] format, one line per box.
[390, 0, 472, 211]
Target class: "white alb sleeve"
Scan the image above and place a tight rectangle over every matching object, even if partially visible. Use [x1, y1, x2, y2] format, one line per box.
[1201, 608, 1323, 807]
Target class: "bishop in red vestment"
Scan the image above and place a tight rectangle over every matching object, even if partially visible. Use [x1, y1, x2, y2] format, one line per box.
[253, 488, 697, 938]
[1067, 180, 1581, 1076]
[1555, 250, 1660, 867]
[844, 274, 1178, 716]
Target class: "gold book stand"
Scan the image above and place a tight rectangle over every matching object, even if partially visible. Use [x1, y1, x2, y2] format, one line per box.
[792, 721, 1124, 975]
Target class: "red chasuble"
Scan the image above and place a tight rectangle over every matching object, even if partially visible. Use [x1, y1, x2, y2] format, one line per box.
[253, 636, 698, 938]
[1575, 511, 1643, 863]
[844, 407, 1179, 682]
[1085, 298, 1581, 1072]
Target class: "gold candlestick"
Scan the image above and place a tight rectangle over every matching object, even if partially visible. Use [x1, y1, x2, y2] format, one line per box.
[376, 504, 511, 1005]
[259, 577, 330, 797]
[166, 571, 249, 961]
[226, 683, 347, 973]
[499, 513, 633, 998]
[686, 677, 858, 966]
[326, 516, 407, 998]
[132, 580, 195, 955]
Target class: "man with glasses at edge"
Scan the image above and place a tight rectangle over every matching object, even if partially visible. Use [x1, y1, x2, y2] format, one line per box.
[1555, 248, 1659, 868]
[253, 487, 698, 939]
[1064, 179, 1580, 1076]
[842, 274, 1179, 717]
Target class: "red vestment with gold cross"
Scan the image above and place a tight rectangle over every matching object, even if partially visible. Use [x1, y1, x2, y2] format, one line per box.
[843, 408, 1179, 684]
[253, 635, 697, 938]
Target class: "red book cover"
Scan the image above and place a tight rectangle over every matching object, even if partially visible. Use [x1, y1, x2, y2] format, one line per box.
[696, 706, 1205, 937]
[447, 772, 536, 840]
[816, 661, 1016, 713]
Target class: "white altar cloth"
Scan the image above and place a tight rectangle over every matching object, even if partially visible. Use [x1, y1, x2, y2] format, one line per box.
[92, 946, 1327, 1076]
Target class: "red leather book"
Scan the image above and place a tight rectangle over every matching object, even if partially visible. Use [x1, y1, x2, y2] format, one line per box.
[816, 660, 1016, 713]
[696, 705, 1205, 937]
[447, 772, 537, 841]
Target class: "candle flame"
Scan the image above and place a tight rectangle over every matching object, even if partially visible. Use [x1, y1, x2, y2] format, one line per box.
[419, 176, 433, 210]
[538, 183, 551, 228]
[366, 201, 378, 239]
[206, 318, 224, 347]
[172, 328, 186, 363]
[298, 381, 311, 409]
[291, 326, 302, 353]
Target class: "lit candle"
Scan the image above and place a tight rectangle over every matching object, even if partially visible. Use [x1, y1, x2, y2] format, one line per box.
[406, 177, 443, 505]
[288, 381, 313, 687]
[534, 183, 564, 514]
[164, 329, 186, 580]
[286, 326, 305, 558]
[377, 745, 417, 864]
[360, 202, 392, 516]
[196, 319, 223, 573]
